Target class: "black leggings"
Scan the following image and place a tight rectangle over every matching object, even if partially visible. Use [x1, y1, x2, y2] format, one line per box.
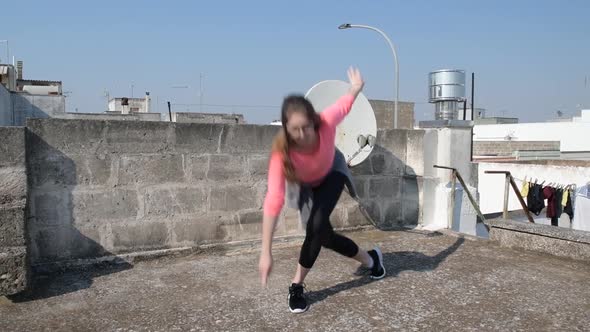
[298, 171, 360, 269]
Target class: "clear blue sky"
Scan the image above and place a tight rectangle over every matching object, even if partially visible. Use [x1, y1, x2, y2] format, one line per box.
[2, 0, 589, 124]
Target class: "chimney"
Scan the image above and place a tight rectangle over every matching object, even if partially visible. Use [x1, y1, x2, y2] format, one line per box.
[121, 97, 129, 115]
[145, 91, 150, 113]
[16, 60, 23, 80]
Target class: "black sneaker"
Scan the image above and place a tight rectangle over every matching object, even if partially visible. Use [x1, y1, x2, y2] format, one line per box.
[368, 247, 386, 279]
[288, 283, 308, 313]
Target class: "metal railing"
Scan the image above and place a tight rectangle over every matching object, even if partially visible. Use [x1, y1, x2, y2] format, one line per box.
[484, 170, 534, 223]
[433, 165, 486, 227]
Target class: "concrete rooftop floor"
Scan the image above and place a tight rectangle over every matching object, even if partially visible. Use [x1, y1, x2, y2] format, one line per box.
[2, 229, 589, 331]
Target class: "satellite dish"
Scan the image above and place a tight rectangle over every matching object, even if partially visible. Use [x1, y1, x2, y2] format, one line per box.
[305, 80, 377, 166]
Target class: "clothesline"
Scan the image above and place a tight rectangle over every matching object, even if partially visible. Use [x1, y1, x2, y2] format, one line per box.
[503, 175, 590, 232]
[512, 176, 579, 190]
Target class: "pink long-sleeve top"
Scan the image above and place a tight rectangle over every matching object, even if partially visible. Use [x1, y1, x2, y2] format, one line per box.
[263, 94, 355, 217]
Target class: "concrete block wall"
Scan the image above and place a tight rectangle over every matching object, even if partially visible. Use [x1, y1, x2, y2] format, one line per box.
[474, 141, 560, 156]
[57, 112, 162, 122]
[369, 100, 415, 130]
[167, 112, 246, 124]
[351, 129, 425, 229]
[0, 127, 28, 296]
[24, 118, 374, 265]
[12, 94, 65, 126]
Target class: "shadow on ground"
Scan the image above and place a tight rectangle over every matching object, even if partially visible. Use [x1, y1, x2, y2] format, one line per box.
[306, 237, 464, 305]
[8, 259, 132, 303]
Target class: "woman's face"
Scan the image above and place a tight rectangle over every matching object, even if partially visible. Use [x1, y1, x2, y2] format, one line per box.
[285, 111, 317, 150]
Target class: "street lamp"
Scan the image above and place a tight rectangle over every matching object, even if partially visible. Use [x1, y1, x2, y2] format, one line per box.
[338, 23, 399, 129]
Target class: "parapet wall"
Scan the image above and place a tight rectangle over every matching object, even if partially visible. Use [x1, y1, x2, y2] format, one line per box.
[0, 126, 28, 295]
[24, 118, 426, 266]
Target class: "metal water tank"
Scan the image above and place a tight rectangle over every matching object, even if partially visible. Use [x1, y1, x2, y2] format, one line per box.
[428, 69, 466, 120]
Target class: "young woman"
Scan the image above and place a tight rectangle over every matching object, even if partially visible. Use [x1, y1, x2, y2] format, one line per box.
[259, 67, 385, 314]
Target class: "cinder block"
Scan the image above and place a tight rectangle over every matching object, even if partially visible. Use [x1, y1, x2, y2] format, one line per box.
[0, 246, 27, 296]
[69, 224, 107, 260]
[406, 130, 425, 176]
[73, 189, 138, 223]
[369, 177, 401, 199]
[210, 184, 259, 211]
[31, 190, 71, 227]
[350, 157, 373, 176]
[0, 166, 26, 205]
[112, 222, 169, 250]
[220, 222, 263, 242]
[29, 154, 111, 187]
[281, 209, 303, 235]
[172, 218, 227, 244]
[330, 206, 348, 229]
[0, 207, 26, 247]
[218, 125, 278, 154]
[103, 121, 173, 154]
[382, 200, 402, 227]
[346, 204, 371, 227]
[207, 154, 247, 181]
[0, 127, 25, 166]
[175, 123, 224, 153]
[144, 187, 206, 217]
[237, 210, 263, 225]
[369, 100, 414, 130]
[247, 155, 269, 179]
[30, 223, 117, 263]
[370, 154, 386, 174]
[359, 199, 381, 225]
[189, 155, 209, 181]
[376, 129, 407, 162]
[352, 177, 368, 199]
[118, 154, 184, 185]
[370, 100, 394, 130]
[370, 146, 405, 175]
[30, 226, 72, 263]
[26, 118, 106, 158]
[401, 176, 420, 226]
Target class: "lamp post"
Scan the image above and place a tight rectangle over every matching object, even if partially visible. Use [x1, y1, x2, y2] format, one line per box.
[338, 23, 399, 129]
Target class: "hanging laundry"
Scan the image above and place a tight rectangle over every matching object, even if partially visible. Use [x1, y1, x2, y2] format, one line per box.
[527, 183, 545, 216]
[572, 184, 590, 232]
[555, 189, 563, 215]
[561, 189, 569, 207]
[520, 180, 529, 198]
[543, 186, 557, 225]
[564, 189, 574, 221]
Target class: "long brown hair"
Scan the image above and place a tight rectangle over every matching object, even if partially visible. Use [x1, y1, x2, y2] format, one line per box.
[271, 95, 321, 183]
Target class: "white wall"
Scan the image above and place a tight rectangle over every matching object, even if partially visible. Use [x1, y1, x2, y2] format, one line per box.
[474, 112, 590, 152]
[478, 162, 590, 229]
[572, 110, 590, 122]
[108, 98, 148, 113]
[421, 127, 477, 234]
